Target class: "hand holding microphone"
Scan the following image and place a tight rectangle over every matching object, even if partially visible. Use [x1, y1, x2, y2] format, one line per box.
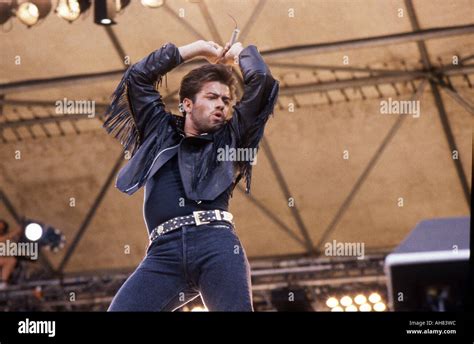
[197, 14, 243, 65]
[217, 16, 242, 65]
[217, 41, 243, 66]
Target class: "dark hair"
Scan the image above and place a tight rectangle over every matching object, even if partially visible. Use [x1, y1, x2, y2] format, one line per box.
[0, 219, 9, 234]
[179, 64, 236, 116]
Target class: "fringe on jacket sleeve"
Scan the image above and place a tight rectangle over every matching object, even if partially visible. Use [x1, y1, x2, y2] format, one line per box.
[238, 79, 280, 193]
[103, 67, 142, 157]
[103, 43, 181, 157]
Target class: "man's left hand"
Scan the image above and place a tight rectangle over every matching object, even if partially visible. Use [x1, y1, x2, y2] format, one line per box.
[199, 40, 227, 64]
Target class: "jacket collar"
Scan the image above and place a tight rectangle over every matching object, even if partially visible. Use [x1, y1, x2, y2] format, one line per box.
[171, 114, 225, 142]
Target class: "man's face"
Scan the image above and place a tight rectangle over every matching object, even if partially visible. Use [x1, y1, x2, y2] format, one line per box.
[184, 81, 231, 134]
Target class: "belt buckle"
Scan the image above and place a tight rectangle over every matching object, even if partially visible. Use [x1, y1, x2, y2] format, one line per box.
[222, 211, 233, 223]
[193, 211, 210, 226]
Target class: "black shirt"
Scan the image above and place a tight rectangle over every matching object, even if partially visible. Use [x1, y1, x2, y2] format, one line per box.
[143, 153, 231, 233]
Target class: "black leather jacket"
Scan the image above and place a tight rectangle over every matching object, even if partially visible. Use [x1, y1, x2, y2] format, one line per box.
[103, 42, 279, 201]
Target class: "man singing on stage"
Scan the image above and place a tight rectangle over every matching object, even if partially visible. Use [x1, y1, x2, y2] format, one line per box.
[104, 39, 279, 311]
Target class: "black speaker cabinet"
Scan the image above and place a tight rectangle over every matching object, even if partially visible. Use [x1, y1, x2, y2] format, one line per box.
[384, 216, 470, 311]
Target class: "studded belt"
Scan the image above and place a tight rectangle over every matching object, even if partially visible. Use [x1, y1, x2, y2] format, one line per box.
[149, 210, 234, 242]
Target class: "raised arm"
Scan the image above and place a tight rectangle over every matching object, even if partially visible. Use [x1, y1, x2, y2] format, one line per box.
[103, 42, 183, 156]
[229, 45, 279, 149]
[221, 44, 279, 193]
[103, 40, 227, 156]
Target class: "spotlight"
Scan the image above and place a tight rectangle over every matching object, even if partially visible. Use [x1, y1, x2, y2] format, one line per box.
[23, 220, 66, 252]
[373, 302, 386, 312]
[339, 295, 353, 307]
[359, 303, 372, 312]
[56, 0, 91, 23]
[16, 2, 38, 26]
[15, 1, 52, 27]
[25, 222, 43, 241]
[326, 297, 339, 309]
[368, 292, 382, 304]
[331, 306, 343, 312]
[141, 0, 164, 8]
[94, 0, 114, 25]
[94, 0, 129, 25]
[354, 294, 367, 305]
[0, 0, 14, 25]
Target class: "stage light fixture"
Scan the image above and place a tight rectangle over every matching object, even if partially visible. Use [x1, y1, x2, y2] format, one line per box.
[373, 302, 386, 312]
[22, 220, 66, 252]
[354, 294, 367, 305]
[368, 292, 381, 304]
[339, 295, 353, 307]
[94, 0, 129, 25]
[25, 222, 43, 241]
[94, 0, 114, 25]
[15, 0, 52, 27]
[141, 0, 164, 8]
[326, 297, 338, 308]
[56, 0, 91, 22]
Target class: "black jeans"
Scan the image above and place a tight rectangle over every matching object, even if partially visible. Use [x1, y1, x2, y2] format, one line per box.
[108, 223, 253, 311]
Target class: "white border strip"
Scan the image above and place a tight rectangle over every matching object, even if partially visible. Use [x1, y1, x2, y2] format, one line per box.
[385, 249, 470, 266]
